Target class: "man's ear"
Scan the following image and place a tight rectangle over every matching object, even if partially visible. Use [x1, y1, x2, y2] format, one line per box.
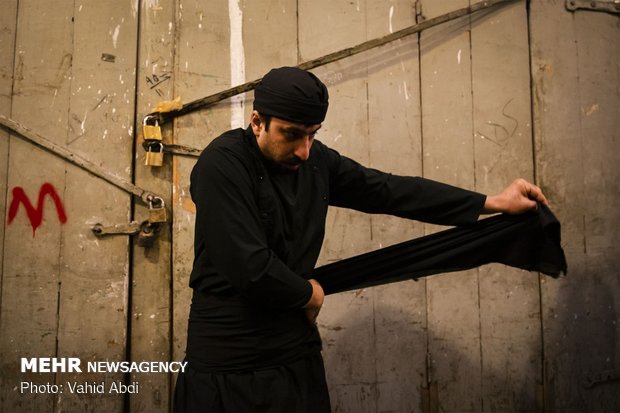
[250, 111, 263, 137]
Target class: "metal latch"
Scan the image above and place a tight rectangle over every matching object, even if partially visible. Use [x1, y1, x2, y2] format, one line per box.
[92, 220, 161, 247]
[566, 0, 620, 14]
[582, 368, 620, 388]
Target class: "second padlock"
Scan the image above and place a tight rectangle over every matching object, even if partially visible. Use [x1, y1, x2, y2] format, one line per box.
[148, 196, 168, 223]
[145, 142, 164, 167]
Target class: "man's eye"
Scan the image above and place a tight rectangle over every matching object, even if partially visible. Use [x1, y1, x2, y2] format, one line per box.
[285, 132, 302, 141]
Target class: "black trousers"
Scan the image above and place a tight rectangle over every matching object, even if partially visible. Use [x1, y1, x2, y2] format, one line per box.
[173, 352, 331, 413]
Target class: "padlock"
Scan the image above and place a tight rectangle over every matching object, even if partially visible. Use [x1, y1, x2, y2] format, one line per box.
[144, 142, 164, 167]
[148, 197, 168, 223]
[137, 221, 159, 247]
[143, 116, 162, 141]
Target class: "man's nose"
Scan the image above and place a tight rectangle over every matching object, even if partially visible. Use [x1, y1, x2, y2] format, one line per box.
[294, 137, 313, 161]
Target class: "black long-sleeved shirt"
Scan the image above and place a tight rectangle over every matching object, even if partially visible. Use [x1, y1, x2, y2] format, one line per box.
[187, 126, 486, 371]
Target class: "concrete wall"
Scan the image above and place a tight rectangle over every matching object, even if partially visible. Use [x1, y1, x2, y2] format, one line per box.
[0, 1, 618, 412]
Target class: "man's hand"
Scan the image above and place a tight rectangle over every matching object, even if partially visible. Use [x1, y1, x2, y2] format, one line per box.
[303, 279, 324, 325]
[483, 178, 549, 215]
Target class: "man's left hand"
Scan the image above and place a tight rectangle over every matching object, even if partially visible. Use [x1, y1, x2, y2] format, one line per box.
[483, 178, 549, 215]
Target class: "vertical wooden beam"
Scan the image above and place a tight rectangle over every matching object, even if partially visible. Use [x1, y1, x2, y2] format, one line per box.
[471, 1, 541, 411]
[54, 0, 137, 410]
[420, 0, 483, 410]
[168, 3, 214, 395]
[131, 0, 176, 411]
[0, 0, 18, 323]
[364, 1, 428, 411]
[170, 0, 231, 385]
[0, 0, 73, 410]
[530, 2, 620, 411]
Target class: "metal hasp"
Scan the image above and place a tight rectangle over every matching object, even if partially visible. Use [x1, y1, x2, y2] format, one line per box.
[92, 221, 145, 236]
[566, 0, 620, 13]
[92, 220, 161, 248]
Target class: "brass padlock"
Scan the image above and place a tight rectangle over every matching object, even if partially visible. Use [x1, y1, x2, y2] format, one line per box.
[148, 197, 168, 223]
[144, 142, 164, 167]
[143, 116, 162, 141]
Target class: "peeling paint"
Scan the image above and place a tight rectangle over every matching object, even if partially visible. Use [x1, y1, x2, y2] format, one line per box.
[81, 110, 88, 134]
[229, 0, 245, 129]
[584, 103, 599, 117]
[112, 25, 120, 49]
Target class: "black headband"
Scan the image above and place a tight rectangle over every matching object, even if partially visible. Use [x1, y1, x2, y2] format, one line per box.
[254, 67, 329, 124]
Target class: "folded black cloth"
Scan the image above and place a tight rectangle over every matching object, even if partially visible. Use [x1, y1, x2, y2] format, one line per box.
[313, 204, 567, 295]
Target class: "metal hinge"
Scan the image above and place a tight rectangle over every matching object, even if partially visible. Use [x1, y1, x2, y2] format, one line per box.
[566, 0, 620, 14]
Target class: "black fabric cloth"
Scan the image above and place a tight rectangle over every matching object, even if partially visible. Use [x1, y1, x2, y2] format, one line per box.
[187, 126, 486, 372]
[313, 203, 567, 295]
[173, 351, 331, 413]
[253, 67, 329, 124]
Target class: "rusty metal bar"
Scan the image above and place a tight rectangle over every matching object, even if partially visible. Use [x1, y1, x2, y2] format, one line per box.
[155, 0, 518, 123]
[0, 114, 163, 204]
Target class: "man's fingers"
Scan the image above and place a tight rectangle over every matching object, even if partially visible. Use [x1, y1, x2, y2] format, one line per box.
[525, 182, 549, 206]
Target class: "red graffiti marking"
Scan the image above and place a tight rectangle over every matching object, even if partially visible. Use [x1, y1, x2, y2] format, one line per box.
[7, 183, 68, 236]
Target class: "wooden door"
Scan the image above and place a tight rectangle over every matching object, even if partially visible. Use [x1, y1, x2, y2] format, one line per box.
[1, 1, 618, 412]
[1, 0, 136, 411]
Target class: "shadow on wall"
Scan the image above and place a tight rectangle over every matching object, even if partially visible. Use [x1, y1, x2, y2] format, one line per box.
[544, 250, 619, 411]
[319, 278, 540, 413]
[318, 256, 620, 412]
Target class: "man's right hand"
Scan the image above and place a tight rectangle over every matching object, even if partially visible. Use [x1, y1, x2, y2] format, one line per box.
[303, 279, 324, 325]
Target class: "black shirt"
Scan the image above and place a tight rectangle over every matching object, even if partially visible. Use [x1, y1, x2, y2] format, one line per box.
[187, 126, 486, 371]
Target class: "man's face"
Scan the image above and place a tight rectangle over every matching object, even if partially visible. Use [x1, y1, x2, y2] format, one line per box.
[251, 111, 322, 172]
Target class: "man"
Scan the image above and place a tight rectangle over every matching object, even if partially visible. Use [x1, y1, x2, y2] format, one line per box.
[174, 67, 548, 412]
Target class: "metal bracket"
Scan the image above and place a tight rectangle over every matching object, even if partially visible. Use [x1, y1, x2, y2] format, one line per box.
[141, 140, 202, 158]
[582, 368, 620, 388]
[92, 220, 161, 247]
[566, 0, 620, 14]
[92, 221, 144, 236]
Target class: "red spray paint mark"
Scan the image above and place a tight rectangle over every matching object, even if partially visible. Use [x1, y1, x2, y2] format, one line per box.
[7, 183, 68, 237]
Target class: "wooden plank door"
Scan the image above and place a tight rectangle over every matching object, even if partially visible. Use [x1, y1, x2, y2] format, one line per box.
[530, 1, 620, 411]
[0, 1, 136, 411]
[420, 1, 540, 411]
[129, 1, 175, 412]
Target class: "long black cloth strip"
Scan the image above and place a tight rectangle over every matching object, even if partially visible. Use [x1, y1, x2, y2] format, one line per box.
[313, 204, 567, 295]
